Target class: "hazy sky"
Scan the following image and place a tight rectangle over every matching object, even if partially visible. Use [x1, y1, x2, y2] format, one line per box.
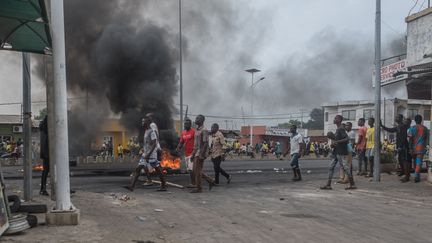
[0, 0, 423, 128]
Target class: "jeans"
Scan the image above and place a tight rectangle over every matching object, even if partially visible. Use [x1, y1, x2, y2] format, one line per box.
[358, 149, 368, 173]
[328, 155, 352, 181]
[211, 156, 229, 184]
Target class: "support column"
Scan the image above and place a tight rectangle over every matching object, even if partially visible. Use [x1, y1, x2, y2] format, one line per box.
[22, 53, 32, 201]
[45, 55, 56, 200]
[373, 0, 382, 182]
[46, 0, 79, 225]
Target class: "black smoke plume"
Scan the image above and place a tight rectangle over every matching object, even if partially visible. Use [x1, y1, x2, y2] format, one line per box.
[37, 1, 180, 155]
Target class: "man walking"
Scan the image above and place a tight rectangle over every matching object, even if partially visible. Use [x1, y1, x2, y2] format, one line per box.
[320, 115, 356, 190]
[380, 114, 411, 182]
[339, 122, 355, 183]
[408, 114, 429, 183]
[125, 116, 167, 191]
[356, 118, 368, 175]
[190, 115, 215, 193]
[210, 123, 231, 185]
[176, 118, 196, 187]
[365, 117, 375, 178]
[283, 125, 304, 181]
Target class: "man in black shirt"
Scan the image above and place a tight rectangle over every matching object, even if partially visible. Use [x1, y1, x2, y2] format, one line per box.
[39, 116, 49, 196]
[380, 114, 411, 182]
[320, 115, 357, 190]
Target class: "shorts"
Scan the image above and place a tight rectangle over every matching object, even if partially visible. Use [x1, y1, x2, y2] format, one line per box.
[290, 153, 300, 168]
[138, 156, 160, 168]
[366, 148, 375, 158]
[185, 156, 193, 171]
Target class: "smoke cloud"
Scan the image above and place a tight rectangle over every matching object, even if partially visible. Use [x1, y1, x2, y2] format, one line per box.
[33, 0, 409, 151]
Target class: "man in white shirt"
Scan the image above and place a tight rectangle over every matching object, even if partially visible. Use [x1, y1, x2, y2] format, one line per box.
[283, 125, 304, 181]
[125, 116, 167, 192]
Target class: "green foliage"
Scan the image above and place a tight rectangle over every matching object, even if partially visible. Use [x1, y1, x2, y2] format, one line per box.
[34, 107, 47, 120]
[278, 108, 324, 130]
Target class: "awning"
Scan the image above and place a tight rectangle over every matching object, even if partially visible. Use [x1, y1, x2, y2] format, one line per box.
[0, 0, 51, 54]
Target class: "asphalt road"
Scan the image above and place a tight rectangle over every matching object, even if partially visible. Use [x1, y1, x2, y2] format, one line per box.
[3, 158, 432, 242]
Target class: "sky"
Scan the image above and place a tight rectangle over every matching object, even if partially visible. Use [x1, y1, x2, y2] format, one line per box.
[0, 0, 425, 129]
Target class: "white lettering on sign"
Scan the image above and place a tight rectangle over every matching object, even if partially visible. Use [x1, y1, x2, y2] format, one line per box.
[372, 59, 408, 87]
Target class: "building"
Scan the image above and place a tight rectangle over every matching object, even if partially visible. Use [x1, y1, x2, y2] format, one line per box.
[239, 125, 325, 149]
[0, 115, 39, 144]
[92, 119, 135, 157]
[0, 115, 22, 143]
[323, 99, 431, 141]
[405, 7, 432, 99]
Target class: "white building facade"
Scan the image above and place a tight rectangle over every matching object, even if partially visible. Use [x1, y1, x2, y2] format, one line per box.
[323, 99, 431, 141]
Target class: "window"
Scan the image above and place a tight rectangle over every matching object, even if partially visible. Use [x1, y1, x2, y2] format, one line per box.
[407, 109, 418, 119]
[325, 112, 329, 122]
[424, 109, 431, 121]
[363, 109, 374, 120]
[342, 110, 356, 121]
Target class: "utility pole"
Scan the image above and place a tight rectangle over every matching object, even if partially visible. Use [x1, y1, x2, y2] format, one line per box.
[373, 0, 382, 182]
[22, 52, 32, 201]
[51, 0, 73, 211]
[245, 69, 263, 147]
[179, 0, 183, 132]
[241, 106, 245, 126]
[300, 109, 304, 129]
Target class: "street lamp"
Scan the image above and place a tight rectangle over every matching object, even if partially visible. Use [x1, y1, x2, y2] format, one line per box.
[179, 0, 183, 131]
[245, 68, 264, 149]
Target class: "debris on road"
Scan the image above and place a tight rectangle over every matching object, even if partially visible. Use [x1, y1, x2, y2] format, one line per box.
[118, 194, 131, 202]
[153, 180, 184, 189]
[154, 209, 164, 212]
[258, 210, 272, 214]
[246, 170, 263, 173]
[136, 216, 146, 222]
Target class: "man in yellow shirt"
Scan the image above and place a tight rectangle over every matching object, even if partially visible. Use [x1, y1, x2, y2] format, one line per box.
[365, 117, 375, 178]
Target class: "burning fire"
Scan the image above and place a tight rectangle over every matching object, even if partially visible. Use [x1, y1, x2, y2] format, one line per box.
[33, 164, 44, 171]
[160, 149, 181, 170]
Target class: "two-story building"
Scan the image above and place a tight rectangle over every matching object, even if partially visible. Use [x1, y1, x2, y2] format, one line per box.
[323, 99, 431, 141]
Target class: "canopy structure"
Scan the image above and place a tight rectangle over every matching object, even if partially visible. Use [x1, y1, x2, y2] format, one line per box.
[0, 0, 51, 54]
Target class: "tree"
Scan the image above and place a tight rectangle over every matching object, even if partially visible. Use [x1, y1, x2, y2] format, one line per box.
[303, 108, 324, 130]
[278, 120, 303, 128]
[34, 107, 47, 120]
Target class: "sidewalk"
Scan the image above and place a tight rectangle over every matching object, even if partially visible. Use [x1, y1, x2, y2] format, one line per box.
[1, 171, 432, 242]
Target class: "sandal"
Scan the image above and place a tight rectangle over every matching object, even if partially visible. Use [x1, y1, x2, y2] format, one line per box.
[345, 186, 357, 190]
[319, 185, 332, 190]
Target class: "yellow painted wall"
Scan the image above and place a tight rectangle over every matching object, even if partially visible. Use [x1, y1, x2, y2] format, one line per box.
[95, 119, 131, 157]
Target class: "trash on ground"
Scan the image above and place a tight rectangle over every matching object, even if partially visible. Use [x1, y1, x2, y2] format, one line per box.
[136, 216, 146, 222]
[246, 170, 262, 173]
[154, 209, 164, 212]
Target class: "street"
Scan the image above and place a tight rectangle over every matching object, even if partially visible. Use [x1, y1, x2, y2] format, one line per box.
[2, 158, 432, 243]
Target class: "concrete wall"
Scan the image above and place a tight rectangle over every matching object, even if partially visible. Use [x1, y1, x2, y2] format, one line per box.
[0, 124, 23, 142]
[406, 8, 432, 67]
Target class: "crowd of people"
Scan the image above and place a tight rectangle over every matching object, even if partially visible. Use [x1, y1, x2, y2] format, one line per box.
[123, 112, 428, 193]
[0, 138, 23, 159]
[318, 113, 428, 190]
[125, 114, 232, 193]
[226, 140, 283, 159]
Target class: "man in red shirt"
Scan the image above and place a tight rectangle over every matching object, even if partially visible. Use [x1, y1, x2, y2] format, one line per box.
[356, 118, 368, 176]
[176, 118, 196, 187]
